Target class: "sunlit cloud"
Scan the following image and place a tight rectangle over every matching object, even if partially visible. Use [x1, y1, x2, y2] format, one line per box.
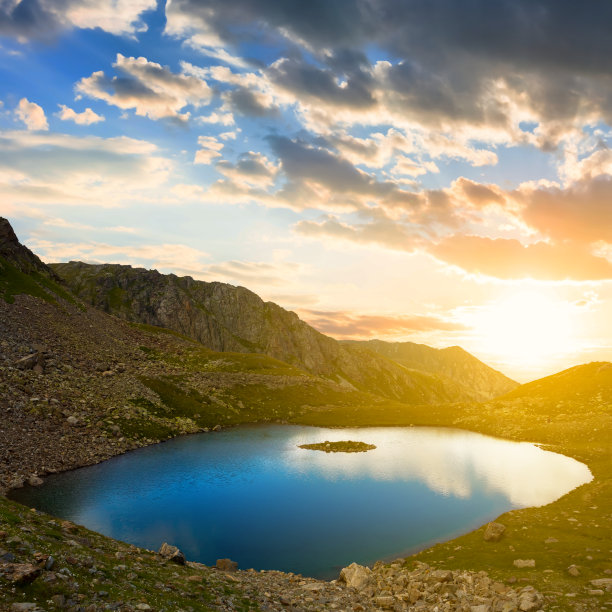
[15, 98, 48, 131]
[76, 54, 213, 121]
[56, 104, 104, 125]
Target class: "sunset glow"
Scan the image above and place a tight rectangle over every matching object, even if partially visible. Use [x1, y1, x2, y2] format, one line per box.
[2, 1, 612, 381]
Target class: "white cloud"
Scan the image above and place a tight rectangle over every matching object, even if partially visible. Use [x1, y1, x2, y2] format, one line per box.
[0, 130, 173, 208]
[57, 104, 105, 125]
[76, 54, 212, 121]
[15, 98, 48, 131]
[194, 135, 224, 165]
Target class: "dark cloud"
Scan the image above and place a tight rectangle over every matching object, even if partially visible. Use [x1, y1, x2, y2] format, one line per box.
[224, 87, 278, 117]
[267, 57, 375, 109]
[0, 0, 155, 40]
[268, 136, 399, 200]
[166, 1, 612, 140]
[0, 0, 62, 39]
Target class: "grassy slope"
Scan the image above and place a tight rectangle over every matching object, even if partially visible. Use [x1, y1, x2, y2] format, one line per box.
[1, 267, 610, 610]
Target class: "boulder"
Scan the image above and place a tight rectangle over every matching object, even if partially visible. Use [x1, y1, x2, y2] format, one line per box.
[1, 562, 41, 584]
[483, 522, 506, 542]
[27, 475, 43, 486]
[518, 586, 544, 611]
[216, 558, 238, 572]
[338, 562, 372, 590]
[158, 542, 186, 565]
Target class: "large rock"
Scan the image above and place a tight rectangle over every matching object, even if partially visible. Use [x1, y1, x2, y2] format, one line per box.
[483, 522, 506, 542]
[158, 542, 186, 565]
[216, 558, 238, 572]
[1, 562, 41, 584]
[518, 586, 544, 611]
[338, 562, 373, 590]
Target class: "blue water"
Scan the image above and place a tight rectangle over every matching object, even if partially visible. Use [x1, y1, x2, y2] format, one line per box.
[9, 425, 591, 578]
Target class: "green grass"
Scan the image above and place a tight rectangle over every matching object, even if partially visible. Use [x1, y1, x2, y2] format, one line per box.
[0, 255, 83, 308]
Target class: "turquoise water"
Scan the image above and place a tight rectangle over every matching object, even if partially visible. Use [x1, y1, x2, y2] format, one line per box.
[9, 425, 591, 578]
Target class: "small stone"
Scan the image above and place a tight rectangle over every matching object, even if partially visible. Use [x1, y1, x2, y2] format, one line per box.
[373, 595, 395, 609]
[590, 578, 612, 590]
[544, 537, 558, 544]
[567, 564, 580, 576]
[66, 415, 79, 426]
[27, 475, 43, 486]
[135, 605, 151, 610]
[513, 559, 536, 568]
[216, 558, 238, 572]
[11, 604, 39, 611]
[483, 522, 506, 542]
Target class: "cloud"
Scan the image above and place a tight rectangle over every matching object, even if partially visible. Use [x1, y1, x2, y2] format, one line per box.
[295, 214, 420, 251]
[216, 151, 278, 187]
[517, 175, 612, 245]
[0, 0, 156, 40]
[32, 239, 210, 277]
[300, 309, 466, 340]
[0, 130, 173, 207]
[76, 54, 212, 121]
[56, 104, 104, 125]
[201, 259, 300, 287]
[430, 235, 612, 281]
[194, 135, 224, 164]
[15, 98, 48, 130]
[163, 1, 612, 151]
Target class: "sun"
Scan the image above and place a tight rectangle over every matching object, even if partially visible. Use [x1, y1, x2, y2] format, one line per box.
[470, 289, 578, 370]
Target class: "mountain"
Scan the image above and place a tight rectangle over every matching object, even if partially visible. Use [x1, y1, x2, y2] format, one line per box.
[50, 260, 492, 404]
[500, 361, 612, 405]
[344, 339, 517, 401]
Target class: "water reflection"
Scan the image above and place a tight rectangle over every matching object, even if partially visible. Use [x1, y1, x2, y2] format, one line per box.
[286, 427, 592, 507]
[9, 425, 592, 578]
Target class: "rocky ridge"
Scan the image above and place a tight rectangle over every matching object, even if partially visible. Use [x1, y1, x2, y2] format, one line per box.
[50, 260, 512, 404]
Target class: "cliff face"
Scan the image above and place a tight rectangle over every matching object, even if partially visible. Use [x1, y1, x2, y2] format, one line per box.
[0, 217, 58, 278]
[346, 339, 518, 402]
[50, 261, 475, 404]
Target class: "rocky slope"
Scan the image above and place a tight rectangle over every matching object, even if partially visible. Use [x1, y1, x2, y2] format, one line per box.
[346, 339, 518, 402]
[50, 260, 511, 405]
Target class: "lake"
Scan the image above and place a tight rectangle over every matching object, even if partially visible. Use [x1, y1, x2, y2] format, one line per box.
[9, 425, 592, 578]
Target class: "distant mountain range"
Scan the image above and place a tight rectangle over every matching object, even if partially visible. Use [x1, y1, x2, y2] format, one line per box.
[50, 260, 518, 403]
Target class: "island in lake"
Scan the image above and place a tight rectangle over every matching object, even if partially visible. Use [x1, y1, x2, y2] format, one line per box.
[298, 440, 377, 453]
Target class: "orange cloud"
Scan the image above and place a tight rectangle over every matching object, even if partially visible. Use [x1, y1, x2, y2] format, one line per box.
[431, 235, 612, 280]
[301, 310, 466, 339]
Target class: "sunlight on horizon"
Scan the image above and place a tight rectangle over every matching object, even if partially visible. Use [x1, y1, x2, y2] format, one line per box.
[461, 289, 581, 378]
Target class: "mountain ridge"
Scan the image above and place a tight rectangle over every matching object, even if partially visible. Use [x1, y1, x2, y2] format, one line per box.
[344, 338, 517, 402]
[50, 259, 516, 403]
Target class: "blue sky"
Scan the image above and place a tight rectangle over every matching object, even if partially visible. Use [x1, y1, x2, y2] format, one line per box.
[2, 0, 612, 381]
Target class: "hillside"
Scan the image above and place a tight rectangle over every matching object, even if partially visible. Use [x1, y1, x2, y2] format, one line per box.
[50, 260, 486, 404]
[2, 217, 611, 610]
[345, 339, 517, 402]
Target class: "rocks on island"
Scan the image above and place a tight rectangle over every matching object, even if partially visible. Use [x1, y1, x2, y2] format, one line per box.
[298, 440, 377, 453]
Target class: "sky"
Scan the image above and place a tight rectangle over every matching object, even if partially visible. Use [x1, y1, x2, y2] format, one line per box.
[1, 0, 612, 382]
